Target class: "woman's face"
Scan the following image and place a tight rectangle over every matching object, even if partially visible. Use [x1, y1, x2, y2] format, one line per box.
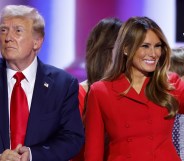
[131, 30, 162, 77]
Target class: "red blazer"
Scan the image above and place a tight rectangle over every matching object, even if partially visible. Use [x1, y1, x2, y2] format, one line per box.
[78, 84, 86, 117]
[71, 84, 86, 161]
[85, 73, 184, 161]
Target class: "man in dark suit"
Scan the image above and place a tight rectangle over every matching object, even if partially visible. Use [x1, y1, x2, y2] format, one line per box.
[0, 5, 84, 161]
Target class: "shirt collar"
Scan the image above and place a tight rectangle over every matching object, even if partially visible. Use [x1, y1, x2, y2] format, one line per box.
[7, 57, 38, 83]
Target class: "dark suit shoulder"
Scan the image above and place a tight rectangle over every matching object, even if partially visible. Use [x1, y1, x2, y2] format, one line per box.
[0, 58, 6, 68]
[45, 64, 73, 78]
[37, 59, 78, 90]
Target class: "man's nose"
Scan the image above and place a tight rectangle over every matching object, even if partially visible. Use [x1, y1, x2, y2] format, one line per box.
[5, 30, 14, 42]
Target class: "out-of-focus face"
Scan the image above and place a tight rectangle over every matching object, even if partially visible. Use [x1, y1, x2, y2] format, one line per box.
[131, 30, 162, 77]
[0, 17, 40, 70]
[181, 76, 184, 81]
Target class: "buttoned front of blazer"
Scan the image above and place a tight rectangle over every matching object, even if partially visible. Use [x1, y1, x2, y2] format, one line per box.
[85, 73, 184, 161]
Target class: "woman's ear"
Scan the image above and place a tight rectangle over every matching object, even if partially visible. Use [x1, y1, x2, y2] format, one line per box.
[123, 47, 128, 55]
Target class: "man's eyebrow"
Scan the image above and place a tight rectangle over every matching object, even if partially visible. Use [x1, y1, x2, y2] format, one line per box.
[0, 24, 6, 27]
[0, 24, 9, 29]
[0, 24, 24, 29]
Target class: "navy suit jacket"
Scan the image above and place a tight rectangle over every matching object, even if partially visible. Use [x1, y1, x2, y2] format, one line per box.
[0, 58, 84, 161]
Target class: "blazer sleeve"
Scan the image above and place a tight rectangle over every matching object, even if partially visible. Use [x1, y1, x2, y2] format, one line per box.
[85, 84, 104, 161]
[78, 84, 86, 117]
[176, 78, 184, 114]
[169, 72, 184, 114]
[31, 77, 84, 161]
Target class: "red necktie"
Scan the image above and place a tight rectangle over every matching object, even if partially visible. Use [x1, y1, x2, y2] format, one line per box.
[10, 72, 29, 149]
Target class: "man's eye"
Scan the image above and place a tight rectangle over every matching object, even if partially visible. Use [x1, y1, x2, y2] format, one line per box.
[15, 27, 24, 33]
[16, 29, 22, 33]
[0, 28, 7, 33]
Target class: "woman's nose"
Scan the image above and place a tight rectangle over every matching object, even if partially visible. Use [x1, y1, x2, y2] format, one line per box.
[149, 47, 156, 57]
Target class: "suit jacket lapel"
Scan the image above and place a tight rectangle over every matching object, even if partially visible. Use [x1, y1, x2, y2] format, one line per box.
[25, 59, 54, 145]
[0, 59, 10, 150]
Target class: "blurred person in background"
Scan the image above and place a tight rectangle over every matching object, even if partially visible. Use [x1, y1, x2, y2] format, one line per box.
[71, 17, 123, 161]
[170, 47, 184, 80]
[170, 47, 184, 160]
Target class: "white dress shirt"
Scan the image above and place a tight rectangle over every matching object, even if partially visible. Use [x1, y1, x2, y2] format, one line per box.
[7, 56, 37, 160]
[7, 57, 37, 113]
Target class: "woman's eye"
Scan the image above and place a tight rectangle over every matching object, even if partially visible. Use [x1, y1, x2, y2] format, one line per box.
[155, 44, 162, 48]
[141, 44, 149, 48]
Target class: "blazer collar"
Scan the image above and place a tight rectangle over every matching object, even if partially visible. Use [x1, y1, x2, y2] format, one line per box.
[112, 74, 149, 104]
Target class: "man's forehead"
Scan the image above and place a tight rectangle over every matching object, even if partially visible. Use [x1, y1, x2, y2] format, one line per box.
[1, 17, 32, 25]
[0, 17, 33, 29]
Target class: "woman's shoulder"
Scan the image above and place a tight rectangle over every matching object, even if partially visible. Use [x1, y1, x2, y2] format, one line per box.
[91, 79, 112, 88]
[168, 72, 184, 90]
[79, 80, 88, 92]
[168, 72, 181, 83]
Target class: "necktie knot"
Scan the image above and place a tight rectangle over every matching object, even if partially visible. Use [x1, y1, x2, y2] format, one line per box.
[14, 72, 25, 85]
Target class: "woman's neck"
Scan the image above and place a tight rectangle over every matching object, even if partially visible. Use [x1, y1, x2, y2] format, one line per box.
[131, 71, 147, 94]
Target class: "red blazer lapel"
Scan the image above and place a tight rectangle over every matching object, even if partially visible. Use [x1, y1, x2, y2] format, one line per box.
[112, 74, 149, 105]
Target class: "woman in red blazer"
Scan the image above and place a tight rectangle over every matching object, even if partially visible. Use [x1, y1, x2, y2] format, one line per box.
[84, 16, 184, 161]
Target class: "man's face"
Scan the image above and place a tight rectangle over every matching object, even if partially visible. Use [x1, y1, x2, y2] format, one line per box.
[0, 17, 38, 70]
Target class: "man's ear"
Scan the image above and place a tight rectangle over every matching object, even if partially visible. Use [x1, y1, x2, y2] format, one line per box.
[33, 37, 44, 50]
